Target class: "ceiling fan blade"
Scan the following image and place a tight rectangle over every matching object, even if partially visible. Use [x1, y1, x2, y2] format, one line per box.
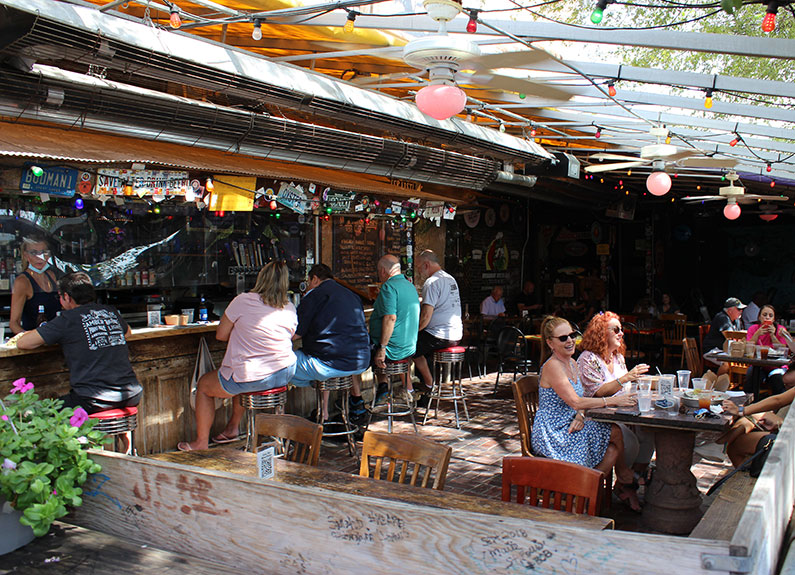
[460, 49, 553, 71]
[740, 195, 790, 202]
[460, 72, 575, 101]
[590, 153, 643, 162]
[584, 161, 647, 173]
[681, 196, 725, 202]
[676, 157, 738, 169]
[352, 71, 419, 85]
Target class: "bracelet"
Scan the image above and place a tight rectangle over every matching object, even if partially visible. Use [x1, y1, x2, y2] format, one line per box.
[603, 397, 607, 407]
[738, 405, 744, 416]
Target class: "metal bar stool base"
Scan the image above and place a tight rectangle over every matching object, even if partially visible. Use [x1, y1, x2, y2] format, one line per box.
[367, 360, 417, 433]
[315, 376, 359, 460]
[89, 406, 139, 455]
[241, 387, 287, 452]
[424, 347, 469, 429]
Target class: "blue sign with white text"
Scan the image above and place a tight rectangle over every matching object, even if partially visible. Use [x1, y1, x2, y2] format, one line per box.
[20, 164, 78, 197]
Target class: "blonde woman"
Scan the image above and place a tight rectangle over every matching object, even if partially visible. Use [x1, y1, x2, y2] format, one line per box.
[179, 261, 297, 451]
[10, 233, 60, 334]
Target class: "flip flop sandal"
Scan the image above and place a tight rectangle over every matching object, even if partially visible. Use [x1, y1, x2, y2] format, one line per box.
[177, 441, 194, 452]
[212, 432, 241, 444]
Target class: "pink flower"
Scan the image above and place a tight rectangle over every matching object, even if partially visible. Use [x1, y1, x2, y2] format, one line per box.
[77, 436, 88, 444]
[1, 415, 7, 421]
[69, 407, 89, 428]
[2, 458, 16, 470]
[10, 378, 34, 394]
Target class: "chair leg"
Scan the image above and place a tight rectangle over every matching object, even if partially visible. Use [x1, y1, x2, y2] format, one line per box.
[493, 367, 502, 396]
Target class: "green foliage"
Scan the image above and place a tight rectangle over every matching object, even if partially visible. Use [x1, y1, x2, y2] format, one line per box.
[0, 381, 106, 537]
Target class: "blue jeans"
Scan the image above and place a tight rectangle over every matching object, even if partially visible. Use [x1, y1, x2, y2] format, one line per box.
[290, 350, 364, 387]
[218, 363, 296, 395]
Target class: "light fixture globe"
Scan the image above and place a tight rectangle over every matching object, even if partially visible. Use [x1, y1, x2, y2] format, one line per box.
[646, 171, 672, 196]
[724, 201, 741, 220]
[760, 213, 778, 222]
[416, 84, 467, 120]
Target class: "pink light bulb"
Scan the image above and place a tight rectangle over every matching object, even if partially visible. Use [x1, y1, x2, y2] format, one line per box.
[724, 203, 741, 220]
[416, 85, 467, 121]
[646, 171, 672, 196]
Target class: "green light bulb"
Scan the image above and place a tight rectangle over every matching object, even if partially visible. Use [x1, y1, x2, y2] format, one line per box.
[30, 165, 44, 177]
[519, 93, 526, 99]
[326, 207, 332, 214]
[275, 213, 281, 219]
[590, 8, 603, 23]
[154, 206, 161, 214]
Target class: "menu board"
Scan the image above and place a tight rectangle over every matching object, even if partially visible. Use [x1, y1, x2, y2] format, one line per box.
[332, 219, 409, 293]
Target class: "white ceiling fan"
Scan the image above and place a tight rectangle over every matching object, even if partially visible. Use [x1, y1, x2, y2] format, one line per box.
[392, 0, 577, 120]
[681, 171, 787, 220]
[584, 127, 737, 175]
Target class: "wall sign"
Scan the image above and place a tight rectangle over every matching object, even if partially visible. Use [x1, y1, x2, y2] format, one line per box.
[276, 182, 308, 214]
[94, 169, 190, 196]
[20, 163, 78, 197]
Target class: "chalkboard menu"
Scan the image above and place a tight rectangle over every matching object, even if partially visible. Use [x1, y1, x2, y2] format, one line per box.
[332, 218, 409, 293]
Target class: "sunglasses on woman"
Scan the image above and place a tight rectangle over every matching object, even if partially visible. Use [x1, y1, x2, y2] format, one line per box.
[553, 332, 579, 342]
[611, 326, 623, 334]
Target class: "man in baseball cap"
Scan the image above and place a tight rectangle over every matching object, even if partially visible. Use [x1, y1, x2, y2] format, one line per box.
[703, 297, 746, 353]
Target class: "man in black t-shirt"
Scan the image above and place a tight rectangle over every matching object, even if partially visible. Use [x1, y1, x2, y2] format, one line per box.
[17, 272, 142, 414]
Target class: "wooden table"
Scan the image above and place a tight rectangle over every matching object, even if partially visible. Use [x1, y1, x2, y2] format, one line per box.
[703, 351, 790, 397]
[587, 401, 734, 534]
[149, 447, 613, 530]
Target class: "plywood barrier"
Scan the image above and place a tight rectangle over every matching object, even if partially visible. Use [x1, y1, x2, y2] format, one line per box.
[69, 452, 739, 574]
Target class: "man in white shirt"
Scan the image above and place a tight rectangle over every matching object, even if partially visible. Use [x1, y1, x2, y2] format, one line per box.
[481, 286, 506, 318]
[742, 292, 765, 330]
[412, 250, 463, 394]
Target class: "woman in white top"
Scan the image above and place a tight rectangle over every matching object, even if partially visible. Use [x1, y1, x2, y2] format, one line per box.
[179, 261, 297, 451]
[577, 312, 653, 506]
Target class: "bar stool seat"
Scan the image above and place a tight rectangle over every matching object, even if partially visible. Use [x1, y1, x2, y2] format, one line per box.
[369, 358, 417, 433]
[241, 386, 288, 452]
[314, 375, 358, 459]
[89, 406, 138, 455]
[424, 346, 469, 429]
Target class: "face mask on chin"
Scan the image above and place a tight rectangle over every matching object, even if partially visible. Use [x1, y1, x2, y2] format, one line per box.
[28, 261, 50, 274]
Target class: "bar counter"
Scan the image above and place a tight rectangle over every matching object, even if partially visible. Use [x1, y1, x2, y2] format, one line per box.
[0, 323, 229, 454]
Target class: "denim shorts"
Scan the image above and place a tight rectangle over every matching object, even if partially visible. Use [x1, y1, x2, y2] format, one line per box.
[218, 363, 297, 395]
[290, 349, 365, 387]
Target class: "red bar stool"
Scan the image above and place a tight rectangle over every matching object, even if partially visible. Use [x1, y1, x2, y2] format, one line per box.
[423, 346, 469, 429]
[314, 375, 358, 459]
[369, 359, 416, 433]
[89, 406, 138, 455]
[240, 386, 287, 452]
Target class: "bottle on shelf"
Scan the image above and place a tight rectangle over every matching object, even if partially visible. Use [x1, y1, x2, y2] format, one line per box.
[36, 304, 48, 327]
[199, 296, 208, 323]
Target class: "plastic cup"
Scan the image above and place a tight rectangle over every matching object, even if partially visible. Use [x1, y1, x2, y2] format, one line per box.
[760, 346, 770, 360]
[181, 308, 195, 323]
[677, 370, 691, 389]
[637, 380, 652, 413]
[659, 375, 676, 399]
[692, 378, 707, 390]
[698, 392, 713, 409]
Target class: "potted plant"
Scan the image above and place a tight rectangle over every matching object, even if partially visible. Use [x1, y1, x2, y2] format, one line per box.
[0, 378, 105, 554]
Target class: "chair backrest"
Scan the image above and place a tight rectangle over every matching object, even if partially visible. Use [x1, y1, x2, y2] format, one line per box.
[485, 317, 507, 344]
[359, 431, 452, 490]
[698, 324, 711, 354]
[254, 414, 323, 466]
[497, 326, 527, 359]
[682, 337, 703, 377]
[502, 456, 603, 516]
[622, 321, 642, 367]
[511, 375, 539, 457]
[661, 313, 687, 345]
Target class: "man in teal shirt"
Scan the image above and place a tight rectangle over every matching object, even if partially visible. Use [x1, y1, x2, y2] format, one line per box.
[351, 254, 420, 409]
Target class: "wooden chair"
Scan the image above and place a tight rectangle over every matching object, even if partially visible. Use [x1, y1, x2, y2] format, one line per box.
[622, 321, 646, 367]
[494, 326, 534, 396]
[359, 430, 452, 490]
[661, 313, 687, 369]
[501, 456, 604, 517]
[698, 324, 711, 355]
[682, 337, 703, 377]
[254, 414, 323, 466]
[511, 375, 539, 457]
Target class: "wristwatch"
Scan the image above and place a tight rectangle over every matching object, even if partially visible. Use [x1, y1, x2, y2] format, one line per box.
[373, 343, 383, 351]
[738, 405, 745, 416]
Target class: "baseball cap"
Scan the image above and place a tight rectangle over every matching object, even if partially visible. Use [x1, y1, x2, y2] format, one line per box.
[724, 297, 746, 309]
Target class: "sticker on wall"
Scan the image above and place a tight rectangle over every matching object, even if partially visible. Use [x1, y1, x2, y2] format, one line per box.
[499, 204, 510, 223]
[510, 250, 520, 261]
[464, 210, 480, 228]
[471, 249, 483, 261]
[590, 222, 603, 244]
[484, 208, 497, 228]
[485, 232, 509, 271]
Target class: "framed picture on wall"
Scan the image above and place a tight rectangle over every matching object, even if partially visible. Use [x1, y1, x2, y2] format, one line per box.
[553, 282, 575, 298]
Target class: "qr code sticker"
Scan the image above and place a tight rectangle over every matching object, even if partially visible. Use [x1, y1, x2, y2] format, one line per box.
[257, 444, 276, 479]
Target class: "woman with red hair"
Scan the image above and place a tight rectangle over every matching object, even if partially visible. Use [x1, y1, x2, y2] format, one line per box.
[578, 311, 652, 511]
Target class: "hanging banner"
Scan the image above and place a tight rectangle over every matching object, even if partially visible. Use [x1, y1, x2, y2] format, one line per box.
[94, 169, 190, 196]
[326, 192, 356, 213]
[209, 176, 256, 212]
[20, 163, 78, 197]
[276, 182, 308, 214]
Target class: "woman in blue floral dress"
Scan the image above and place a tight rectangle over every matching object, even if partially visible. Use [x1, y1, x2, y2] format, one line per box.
[532, 316, 640, 508]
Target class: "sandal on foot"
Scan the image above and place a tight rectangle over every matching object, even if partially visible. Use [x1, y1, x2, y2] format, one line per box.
[212, 432, 241, 444]
[177, 441, 194, 452]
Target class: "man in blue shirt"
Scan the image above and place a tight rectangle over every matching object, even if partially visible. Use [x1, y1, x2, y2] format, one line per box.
[291, 264, 370, 420]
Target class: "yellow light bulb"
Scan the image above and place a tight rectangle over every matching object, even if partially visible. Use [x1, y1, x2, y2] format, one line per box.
[665, 136, 671, 144]
[343, 12, 356, 33]
[704, 96, 713, 109]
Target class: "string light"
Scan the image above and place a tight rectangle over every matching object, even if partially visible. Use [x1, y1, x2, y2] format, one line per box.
[499, 122, 506, 133]
[529, 126, 537, 137]
[74, 198, 84, 210]
[665, 135, 672, 145]
[771, 180, 776, 188]
[269, 200, 278, 210]
[729, 134, 740, 147]
[762, 1, 778, 32]
[169, 4, 181, 28]
[29, 165, 44, 177]
[607, 81, 616, 97]
[519, 93, 526, 99]
[252, 19, 262, 41]
[595, 126, 602, 138]
[767, 163, 773, 172]
[343, 11, 357, 33]
[704, 89, 714, 109]
[590, 0, 609, 23]
[466, 10, 478, 33]
[205, 178, 214, 192]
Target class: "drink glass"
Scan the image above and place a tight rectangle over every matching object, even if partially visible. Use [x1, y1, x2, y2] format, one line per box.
[637, 380, 652, 413]
[677, 370, 691, 389]
[692, 378, 707, 390]
[181, 308, 194, 324]
[760, 346, 770, 360]
[698, 392, 713, 410]
[659, 375, 675, 399]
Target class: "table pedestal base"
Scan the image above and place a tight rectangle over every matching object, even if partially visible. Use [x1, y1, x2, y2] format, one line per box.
[642, 429, 703, 534]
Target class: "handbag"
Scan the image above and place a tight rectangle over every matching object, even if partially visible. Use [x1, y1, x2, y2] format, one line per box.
[189, 337, 223, 410]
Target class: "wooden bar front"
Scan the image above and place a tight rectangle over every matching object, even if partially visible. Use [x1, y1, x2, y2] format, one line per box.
[0, 325, 228, 454]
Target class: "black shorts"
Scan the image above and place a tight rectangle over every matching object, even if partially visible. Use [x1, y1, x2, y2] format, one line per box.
[59, 390, 142, 415]
[413, 330, 458, 358]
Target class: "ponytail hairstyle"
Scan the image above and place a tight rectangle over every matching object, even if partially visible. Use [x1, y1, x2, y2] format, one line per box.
[252, 261, 290, 308]
[539, 315, 571, 364]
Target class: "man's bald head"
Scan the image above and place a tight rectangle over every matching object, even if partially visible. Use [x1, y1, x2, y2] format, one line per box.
[377, 254, 401, 279]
